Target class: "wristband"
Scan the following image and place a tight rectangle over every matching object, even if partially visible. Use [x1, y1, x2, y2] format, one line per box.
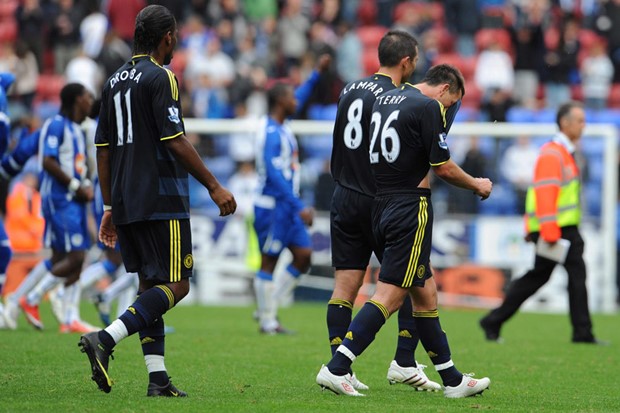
[82, 179, 92, 188]
[68, 178, 80, 194]
[103, 204, 112, 212]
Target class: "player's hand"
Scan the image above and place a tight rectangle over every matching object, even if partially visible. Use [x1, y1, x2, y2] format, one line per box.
[474, 178, 492, 200]
[209, 185, 237, 216]
[99, 210, 117, 248]
[299, 207, 314, 226]
[75, 185, 94, 202]
[316, 54, 332, 74]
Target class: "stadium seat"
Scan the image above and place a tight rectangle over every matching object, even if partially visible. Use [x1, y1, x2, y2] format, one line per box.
[453, 107, 480, 122]
[0, 19, 17, 43]
[474, 28, 511, 53]
[432, 53, 477, 81]
[356, 25, 387, 49]
[570, 85, 583, 101]
[592, 109, 620, 128]
[532, 108, 556, 123]
[607, 83, 620, 108]
[461, 83, 482, 109]
[0, 0, 17, 19]
[506, 107, 535, 123]
[362, 49, 380, 76]
[35, 74, 66, 103]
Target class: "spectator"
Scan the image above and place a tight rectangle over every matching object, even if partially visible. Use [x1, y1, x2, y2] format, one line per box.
[65, 50, 104, 98]
[5, 41, 39, 111]
[15, 0, 46, 71]
[445, 0, 481, 56]
[500, 136, 539, 214]
[80, 0, 108, 60]
[596, 0, 620, 82]
[106, 0, 146, 46]
[509, 3, 546, 108]
[580, 37, 614, 110]
[335, 22, 363, 84]
[447, 138, 488, 214]
[474, 38, 514, 120]
[277, 0, 311, 74]
[49, 0, 84, 74]
[544, 17, 580, 109]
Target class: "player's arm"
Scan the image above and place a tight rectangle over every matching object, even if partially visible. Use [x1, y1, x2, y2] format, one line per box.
[42, 121, 92, 202]
[0, 128, 40, 180]
[422, 101, 492, 199]
[95, 88, 117, 248]
[153, 69, 236, 216]
[165, 136, 236, 216]
[262, 128, 305, 214]
[292, 54, 331, 117]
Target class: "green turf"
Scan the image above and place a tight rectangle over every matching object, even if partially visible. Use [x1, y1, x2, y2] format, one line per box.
[1, 302, 619, 412]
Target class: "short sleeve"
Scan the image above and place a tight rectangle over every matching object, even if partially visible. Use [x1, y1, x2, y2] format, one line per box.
[42, 119, 65, 159]
[420, 101, 451, 166]
[152, 69, 185, 141]
[95, 87, 109, 146]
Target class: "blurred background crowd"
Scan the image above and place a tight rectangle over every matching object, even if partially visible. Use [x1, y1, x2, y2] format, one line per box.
[0, 0, 619, 218]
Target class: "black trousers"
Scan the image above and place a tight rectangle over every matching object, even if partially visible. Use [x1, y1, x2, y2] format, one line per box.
[486, 225, 594, 341]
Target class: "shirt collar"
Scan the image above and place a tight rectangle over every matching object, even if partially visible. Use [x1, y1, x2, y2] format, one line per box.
[553, 132, 576, 154]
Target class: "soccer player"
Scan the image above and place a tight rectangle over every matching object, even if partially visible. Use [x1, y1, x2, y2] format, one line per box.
[480, 101, 605, 345]
[16, 83, 96, 333]
[327, 30, 440, 391]
[316, 65, 493, 397]
[79, 5, 236, 396]
[253, 56, 330, 335]
[0, 73, 15, 329]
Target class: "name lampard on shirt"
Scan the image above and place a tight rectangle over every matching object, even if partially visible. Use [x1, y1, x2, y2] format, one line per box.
[342, 80, 385, 97]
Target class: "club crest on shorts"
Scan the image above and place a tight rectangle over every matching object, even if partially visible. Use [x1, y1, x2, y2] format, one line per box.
[438, 132, 448, 150]
[417, 265, 426, 278]
[183, 254, 193, 269]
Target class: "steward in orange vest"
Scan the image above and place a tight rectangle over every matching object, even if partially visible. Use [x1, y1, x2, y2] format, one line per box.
[481, 101, 602, 345]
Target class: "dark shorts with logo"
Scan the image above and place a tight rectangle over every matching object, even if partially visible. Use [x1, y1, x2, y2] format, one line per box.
[331, 184, 381, 269]
[372, 189, 433, 288]
[117, 219, 193, 282]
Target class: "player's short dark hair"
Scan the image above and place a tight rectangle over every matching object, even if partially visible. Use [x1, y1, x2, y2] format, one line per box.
[133, 5, 176, 55]
[378, 30, 419, 67]
[556, 101, 583, 128]
[267, 82, 292, 110]
[422, 64, 466, 97]
[60, 83, 86, 115]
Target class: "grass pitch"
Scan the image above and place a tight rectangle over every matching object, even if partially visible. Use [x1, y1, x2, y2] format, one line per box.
[1, 302, 619, 412]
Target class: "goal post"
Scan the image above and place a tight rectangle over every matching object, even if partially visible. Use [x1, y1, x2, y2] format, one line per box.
[184, 118, 618, 313]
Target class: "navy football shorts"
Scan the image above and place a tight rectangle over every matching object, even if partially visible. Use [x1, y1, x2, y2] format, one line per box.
[372, 189, 433, 288]
[330, 184, 380, 269]
[117, 219, 193, 282]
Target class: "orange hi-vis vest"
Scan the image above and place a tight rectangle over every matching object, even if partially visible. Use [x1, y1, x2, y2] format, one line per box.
[525, 140, 581, 242]
[5, 181, 44, 253]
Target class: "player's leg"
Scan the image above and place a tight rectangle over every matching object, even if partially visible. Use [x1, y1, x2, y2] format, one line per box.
[317, 280, 407, 396]
[253, 206, 284, 333]
[272, 216, 311, 306]
[79, 219, 192, 394]
[412, 277, 490, 398]
[0, 222, 12, 329]
[4, 258, 52, 329]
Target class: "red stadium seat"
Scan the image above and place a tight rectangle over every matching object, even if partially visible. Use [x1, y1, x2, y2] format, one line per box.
[35, 75, 66, 102]
[608, 83, 620, 108]
[0, 0, 18, 19]
[462, 83, 482, 109]
[432, 53, 477, 81]
[0, 19, 17, 43]
[475, 28, 511, 53]
[356, 25, 387, 49]
[362, 49, 380, 76]
[570, 84, 583, 101]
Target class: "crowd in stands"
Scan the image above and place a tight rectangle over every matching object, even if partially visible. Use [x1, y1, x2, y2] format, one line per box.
[0, 0, 619, 217]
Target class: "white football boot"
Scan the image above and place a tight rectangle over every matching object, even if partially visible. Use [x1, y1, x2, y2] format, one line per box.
[316, 365, 364, 396]
[350, 372, 369, 390]
[387, 360, 442, 391]
[444, 373, 490, 398]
